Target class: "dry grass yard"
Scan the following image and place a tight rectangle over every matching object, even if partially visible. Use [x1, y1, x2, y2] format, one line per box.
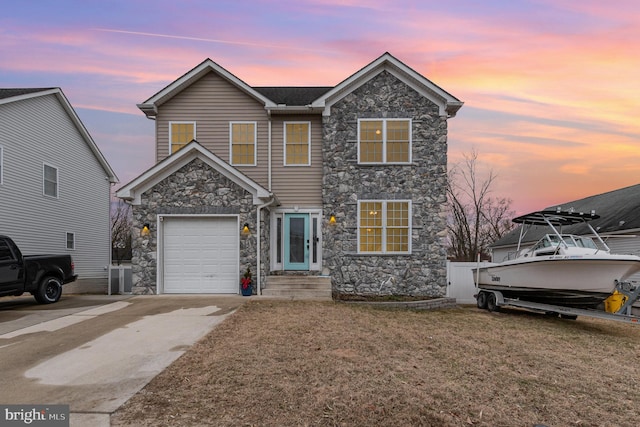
[111, 300, 640, 427]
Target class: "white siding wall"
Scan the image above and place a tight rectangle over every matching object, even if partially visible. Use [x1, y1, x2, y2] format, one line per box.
[607, 236, 640, 283]
[0, 94, 111, 278]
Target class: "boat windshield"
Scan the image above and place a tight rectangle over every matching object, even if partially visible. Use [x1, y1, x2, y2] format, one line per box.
[531, 235, 561, 253]
[532, 234, 598, 253]
[560, 235, 598, 249]
[573, 236, 598, 249]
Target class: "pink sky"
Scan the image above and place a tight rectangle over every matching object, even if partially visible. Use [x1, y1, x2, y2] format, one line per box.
[1, 0, 639, 214]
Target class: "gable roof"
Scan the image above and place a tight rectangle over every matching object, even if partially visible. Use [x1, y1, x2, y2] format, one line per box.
[311, 52, 463, 117]
[0, 88, 56, 100]
[491, 183, 640, 248]
[115, 141, 272, 205]
[137, 59, 278, 118]
[0, 87, 118, 183]
[137, 53, 462, 118]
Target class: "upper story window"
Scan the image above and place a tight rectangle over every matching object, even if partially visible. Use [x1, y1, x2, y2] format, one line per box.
[284, 122, 311, 166]
[66, 232, 75, 250]
[358, 200, 411, 254]
[230, 122, 257, 166]
[170, 122, 196, 154]
[358, 119, 411, 164]
[43, 163, 58, 198]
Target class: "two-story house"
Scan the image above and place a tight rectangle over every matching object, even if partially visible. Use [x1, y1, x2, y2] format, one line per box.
[0, 88, 118, 283]
[116, 53, 462, 297]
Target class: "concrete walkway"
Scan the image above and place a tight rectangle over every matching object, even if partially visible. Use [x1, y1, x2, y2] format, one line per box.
[0, 294, 246, 426]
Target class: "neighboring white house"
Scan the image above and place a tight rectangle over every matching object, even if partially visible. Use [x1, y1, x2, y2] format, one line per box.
[0, 88, 118, 280]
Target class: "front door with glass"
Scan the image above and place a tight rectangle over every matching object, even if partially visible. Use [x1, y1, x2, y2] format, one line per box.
[284, 213, 309, 270]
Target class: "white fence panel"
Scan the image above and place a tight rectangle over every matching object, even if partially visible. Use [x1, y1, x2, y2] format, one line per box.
[446, 261, 492, 304]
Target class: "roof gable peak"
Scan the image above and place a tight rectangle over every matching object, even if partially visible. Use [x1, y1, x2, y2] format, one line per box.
[138, 59, 276, 118]
[311, 52, 462, 117]
[116, 141, 271, 205]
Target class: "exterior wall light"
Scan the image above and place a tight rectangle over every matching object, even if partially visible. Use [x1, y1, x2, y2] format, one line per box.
[141, 223, 150, 236]
[242, 223, 251, 234]
[329, 214, 336, 224]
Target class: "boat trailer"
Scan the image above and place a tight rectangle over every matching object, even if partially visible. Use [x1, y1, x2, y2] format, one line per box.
[475, 280, 640, 325]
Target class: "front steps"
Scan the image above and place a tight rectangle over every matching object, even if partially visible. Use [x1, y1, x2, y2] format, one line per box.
[262, 275, 332, 300]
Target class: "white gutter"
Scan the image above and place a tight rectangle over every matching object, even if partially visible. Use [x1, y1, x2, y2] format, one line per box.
[256, 196, 277, 295]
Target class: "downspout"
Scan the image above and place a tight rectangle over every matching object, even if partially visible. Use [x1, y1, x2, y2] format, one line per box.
[108, 183, 114, 295]
[256, 195, 277, 295]
[268, 115, 272, 191]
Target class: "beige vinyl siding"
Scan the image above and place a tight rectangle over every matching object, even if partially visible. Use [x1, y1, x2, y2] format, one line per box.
[155, 71, 323, 207]
[0, 94, 111, 278]
[156, 72, 269, 188]
[271, 114, 322, 207]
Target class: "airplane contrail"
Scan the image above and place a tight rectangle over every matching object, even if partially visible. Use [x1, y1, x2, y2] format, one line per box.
[92, 28, 335, 53]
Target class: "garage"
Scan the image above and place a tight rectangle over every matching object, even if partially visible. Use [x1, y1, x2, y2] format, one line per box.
[162, 216, 239, 293]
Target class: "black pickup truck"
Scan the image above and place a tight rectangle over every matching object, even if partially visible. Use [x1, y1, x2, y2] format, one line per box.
[0, 235, 77, 304]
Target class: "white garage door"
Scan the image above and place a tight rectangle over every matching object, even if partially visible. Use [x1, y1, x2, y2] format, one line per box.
[162, 217, 239, 293]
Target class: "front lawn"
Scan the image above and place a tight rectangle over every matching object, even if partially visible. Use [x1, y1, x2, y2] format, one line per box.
[112, 301, 640, 426]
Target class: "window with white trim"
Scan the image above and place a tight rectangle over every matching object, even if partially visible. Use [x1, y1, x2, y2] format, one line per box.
[358, 119, 411, 164]
[43, 164, 58, 197]
[358, 200, 411, 254]
[284, 122, 311, 166]
[170, 122, 196, 154]
[66, 232, 75, 250]
[230, 122, 257, 166]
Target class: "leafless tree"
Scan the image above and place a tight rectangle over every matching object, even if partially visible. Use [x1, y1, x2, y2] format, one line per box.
[446, 149, 516, 261]
[111, 200, 132, 265]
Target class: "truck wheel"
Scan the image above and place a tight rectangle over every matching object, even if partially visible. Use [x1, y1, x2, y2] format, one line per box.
[486, 292, 499, 312]
[34, 276, 63, 304]
[476, 291, 488, 310]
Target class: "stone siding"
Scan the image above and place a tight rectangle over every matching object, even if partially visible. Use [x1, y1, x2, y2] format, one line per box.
[322, 70, 449, 297]
[131, 158, 259, 294]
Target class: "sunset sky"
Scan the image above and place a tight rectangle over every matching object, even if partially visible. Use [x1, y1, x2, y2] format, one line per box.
[2, 0, 639, 214]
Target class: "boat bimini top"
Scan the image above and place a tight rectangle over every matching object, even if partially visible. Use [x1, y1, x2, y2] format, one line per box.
[513, 208, 610, 254]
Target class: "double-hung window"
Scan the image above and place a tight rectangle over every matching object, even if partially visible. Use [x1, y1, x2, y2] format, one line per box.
[230, 122, 257, 166]
[358, 200, 411, 254]
[43, 163, 58, 198]
[284, 122, 311, 166]
[358, 119, 411, 164]
[66, 232, 75, 250]
[170, 122, 196, 154]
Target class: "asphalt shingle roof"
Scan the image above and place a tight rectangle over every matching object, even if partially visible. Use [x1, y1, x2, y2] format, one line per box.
[253, 87, 332, 106]
[0, 88, 55, 100]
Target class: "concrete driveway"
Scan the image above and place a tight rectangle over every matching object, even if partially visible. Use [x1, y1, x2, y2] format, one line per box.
[0, 294, 246, 426]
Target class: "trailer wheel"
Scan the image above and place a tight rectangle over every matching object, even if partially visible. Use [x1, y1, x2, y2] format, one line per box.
[486, 292, 499, 312]
[34, 276, 63, 304]
[476, 291, 488, 310]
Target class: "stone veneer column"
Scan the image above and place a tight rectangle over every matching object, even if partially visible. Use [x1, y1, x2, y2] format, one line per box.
[322, 71, 449, 297]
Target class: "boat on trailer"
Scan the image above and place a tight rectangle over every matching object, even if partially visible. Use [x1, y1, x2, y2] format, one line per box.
[473, 208, 640, 309]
